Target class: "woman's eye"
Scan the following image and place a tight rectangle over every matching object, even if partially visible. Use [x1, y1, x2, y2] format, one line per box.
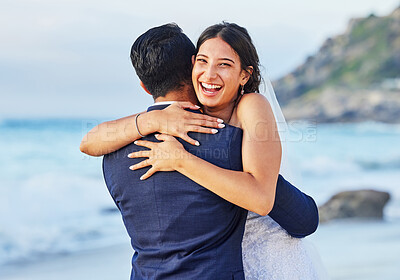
[220, 63, 231, 67]
[196, 58, 207, 63]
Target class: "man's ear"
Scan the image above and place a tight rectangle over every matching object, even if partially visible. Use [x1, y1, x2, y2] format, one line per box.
[140, 80, 152, 96]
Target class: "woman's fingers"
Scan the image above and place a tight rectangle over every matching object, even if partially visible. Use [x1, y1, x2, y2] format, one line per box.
[190, 118, 225, 129]
[128, 133, 185, 175]
[139, 167, 158, 180]
[176, 101, 201, 110]
[133, 140, 156, 149]
[179, 134, 200, 146]
[155, 132, 200, 146]
[129, 158, 152, 170]
[154, 133, 174, 142]
[175, 103, 224, 126]
[188, 126, 219, 135]
[127, 150, 150, 158]
[177, 126, 218, 146]
[186, 112, 224, 126]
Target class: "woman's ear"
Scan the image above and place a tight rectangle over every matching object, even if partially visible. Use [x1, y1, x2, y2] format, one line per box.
[192, 55, 195, 66]
[140, 80, 152, 96]
[241, 66, 253, 84]
[246, 66, 254, 76]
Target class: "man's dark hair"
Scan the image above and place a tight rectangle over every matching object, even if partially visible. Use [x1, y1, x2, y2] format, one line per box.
[130, 23, 195, 99]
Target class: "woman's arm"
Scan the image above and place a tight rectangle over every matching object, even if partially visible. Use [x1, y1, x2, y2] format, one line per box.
[80, 112, 145, 157]
[80, 102, 224, 157]
[129, 93, 281, 216]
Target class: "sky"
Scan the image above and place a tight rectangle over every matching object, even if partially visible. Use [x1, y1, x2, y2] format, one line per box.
[1, 0, 399, 118]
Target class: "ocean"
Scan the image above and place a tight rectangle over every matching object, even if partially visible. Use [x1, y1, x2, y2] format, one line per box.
[1, 118, 399, 277]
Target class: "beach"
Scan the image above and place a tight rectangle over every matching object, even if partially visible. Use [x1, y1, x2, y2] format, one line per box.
[0, 244, 133, 280]
[1, 219, 400, 280]
[312, 220, 400, 280]
[1, 120, 400, 279]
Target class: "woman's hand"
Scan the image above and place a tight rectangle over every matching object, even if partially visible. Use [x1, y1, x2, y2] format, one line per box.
[150, 102, 224, 146]
[127, 134, 189, 180]
[79, 101, 223, 157]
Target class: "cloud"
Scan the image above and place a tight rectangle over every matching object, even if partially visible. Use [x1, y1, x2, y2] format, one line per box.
[1, 0, 399, 117]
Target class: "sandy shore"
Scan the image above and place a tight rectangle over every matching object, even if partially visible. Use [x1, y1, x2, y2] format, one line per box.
[0, 244, 133, 280]
[309, 219, 400, 280]
[1, 220, 399, 280]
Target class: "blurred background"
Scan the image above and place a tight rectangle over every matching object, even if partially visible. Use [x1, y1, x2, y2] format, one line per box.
[1, 0, 399, 279]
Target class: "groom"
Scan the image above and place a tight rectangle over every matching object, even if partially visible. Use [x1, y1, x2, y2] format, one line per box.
[102, 24, 318, 279]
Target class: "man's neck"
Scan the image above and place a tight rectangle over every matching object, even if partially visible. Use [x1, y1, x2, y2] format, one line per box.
[154, 85, 199, 105]
[154, 95, 188, 103]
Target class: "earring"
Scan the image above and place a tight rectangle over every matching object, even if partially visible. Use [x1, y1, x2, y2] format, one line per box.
[240, 85, 244, 95]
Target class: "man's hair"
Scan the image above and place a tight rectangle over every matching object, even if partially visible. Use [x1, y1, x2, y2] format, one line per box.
[130, 23, 195, 99]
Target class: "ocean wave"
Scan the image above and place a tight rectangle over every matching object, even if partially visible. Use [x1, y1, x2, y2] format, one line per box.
[0, 118, 101, 132]
[0, 172, 126, 267]
[352, 121, 400, 134]
[300, 156, 362, 176]
[312, 121, 400, 135]
[0, 216, 127, 266]
[299, 155, 400, 177]
[355, 158, 400, 170]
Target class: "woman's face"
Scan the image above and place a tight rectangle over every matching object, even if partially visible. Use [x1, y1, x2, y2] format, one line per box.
[192, 37, 250, 109]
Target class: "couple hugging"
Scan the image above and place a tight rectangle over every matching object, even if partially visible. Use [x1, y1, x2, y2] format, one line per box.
[81, 22, 325, 279]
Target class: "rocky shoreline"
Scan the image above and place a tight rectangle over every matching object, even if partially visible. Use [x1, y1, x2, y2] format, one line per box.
[273, 7, 400, 123]
[282, 88, 400, 123]
[318, 189, 391, 223]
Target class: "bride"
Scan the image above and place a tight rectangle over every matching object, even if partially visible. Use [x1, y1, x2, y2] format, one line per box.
[81, 22, 326, 279]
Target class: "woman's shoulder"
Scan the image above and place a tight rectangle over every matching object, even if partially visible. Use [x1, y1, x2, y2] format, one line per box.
[234, 93, 280, 144]
[239, 92, 265, 101]
[236, 92, 274, 122]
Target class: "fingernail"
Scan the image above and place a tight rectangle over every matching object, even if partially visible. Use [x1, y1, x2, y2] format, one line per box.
[217, 119, 224, 123]
[134, 141, 138, 145]
[140, 175, 144, 180]
[129, 166, 135, 170]
[128, 154, 132, 158]
[211, 129, 218, 134]
[195, 141, 200, 146]
[155, 134, 160, 137]
[194, 105, 201, 109]
[218, 123, 225, 128]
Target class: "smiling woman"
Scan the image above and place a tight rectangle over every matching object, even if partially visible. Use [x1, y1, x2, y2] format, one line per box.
[192, 37, 252, 114]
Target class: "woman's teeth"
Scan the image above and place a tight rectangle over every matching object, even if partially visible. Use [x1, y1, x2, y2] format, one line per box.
[201, 83, 222, 93]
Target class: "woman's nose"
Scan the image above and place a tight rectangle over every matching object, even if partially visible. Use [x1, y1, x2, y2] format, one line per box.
[203, 64, 217, 80]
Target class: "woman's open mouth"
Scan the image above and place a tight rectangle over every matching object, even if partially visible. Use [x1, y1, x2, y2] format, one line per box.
[200, 82, 222, 97]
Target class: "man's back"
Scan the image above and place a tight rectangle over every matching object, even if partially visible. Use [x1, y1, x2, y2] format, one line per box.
[103, 108, 247, 279]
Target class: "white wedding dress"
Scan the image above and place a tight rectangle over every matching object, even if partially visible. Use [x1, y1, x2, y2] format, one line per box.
[242, 212, 328, 280]
[240, 79, 328, 279]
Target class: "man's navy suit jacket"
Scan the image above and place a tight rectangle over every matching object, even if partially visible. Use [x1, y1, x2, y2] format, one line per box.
[103, 104, 318, 279]
[103, 104, 248, 279]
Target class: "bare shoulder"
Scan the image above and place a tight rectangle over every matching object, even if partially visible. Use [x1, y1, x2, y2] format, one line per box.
[236, 92, 274, 124]
[236, 93, 281, 146]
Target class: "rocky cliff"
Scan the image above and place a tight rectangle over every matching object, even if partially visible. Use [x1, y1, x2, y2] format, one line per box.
[273, 6, 400, 123]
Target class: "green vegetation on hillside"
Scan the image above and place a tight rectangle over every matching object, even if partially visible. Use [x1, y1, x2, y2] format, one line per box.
[274, 7, 400, 104]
